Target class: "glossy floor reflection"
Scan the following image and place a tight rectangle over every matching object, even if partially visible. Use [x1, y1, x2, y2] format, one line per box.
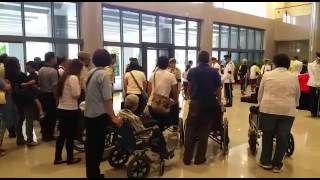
[1, 85, 320, 178]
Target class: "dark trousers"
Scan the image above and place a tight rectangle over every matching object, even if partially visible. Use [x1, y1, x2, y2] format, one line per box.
[309, 87, 320, 116]
[149, 103, 180, 131]
[40, 92, 57, 139]
[55, 109, 79, 161]
[85, 114, 109, 178]
[224, 83, 233, 106]
[16, 102, 38, 144]
[240, 76, 247, 92]
[260, 113, 294, 167]
[183, 100, 216, 163]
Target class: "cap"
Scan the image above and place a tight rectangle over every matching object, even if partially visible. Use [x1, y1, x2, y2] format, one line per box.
[78, 51, 91, 60]
[169, 58, 176, 63]
[224, 54, 231, 59]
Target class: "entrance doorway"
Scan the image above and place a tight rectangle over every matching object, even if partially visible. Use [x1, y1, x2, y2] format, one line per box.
[141, 43, 174, 79]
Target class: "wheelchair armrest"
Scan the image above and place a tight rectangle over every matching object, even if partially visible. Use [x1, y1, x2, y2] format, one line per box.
[134, 127, 153, 136]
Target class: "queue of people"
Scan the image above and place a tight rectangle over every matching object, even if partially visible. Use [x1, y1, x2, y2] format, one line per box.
[0, 47, 318, 177]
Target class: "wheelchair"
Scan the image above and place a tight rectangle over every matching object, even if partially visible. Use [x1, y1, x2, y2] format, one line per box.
[179, 105, 229, 156]
[248, 106, 295, 157]
[107, 120, 173, 178]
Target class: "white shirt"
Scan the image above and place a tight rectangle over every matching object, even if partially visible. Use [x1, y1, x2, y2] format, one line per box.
[290, 60, 303, 75]
[261, 64, 272, 75]
[57, 75, 81, 110]
[222, 61, 235, 83]
[212, 62, 221, 75]
[258, 68, 300, 117]
[124, 70, 146, 94]
[58, 66, 64, 77]
[147, 68, 177, 105]
[250, 65, 260, 79]
[307, 60, 320, 87]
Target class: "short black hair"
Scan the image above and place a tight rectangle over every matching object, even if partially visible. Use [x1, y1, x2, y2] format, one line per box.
[252, 62, 257, 65]
[129, 57, 138, 63]
[26, 61, 36, 69]
[0, 53, 8, 63]
[293, 56, 299, 60]
[127, 61, 141, 72]
[198, 51, 209, 64]
[188, 60, 193, 65]
[157, 56, 169, 69]
[212, 57, 217, 61]
[92, 49, 111, 67]
[44, 52, 55, 63]
[34, 57, 41, 62]
[110, 54, 117, 59]
[273, 53, 290, 69]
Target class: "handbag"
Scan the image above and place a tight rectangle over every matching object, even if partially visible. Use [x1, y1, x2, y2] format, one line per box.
[150, 69, 173, 115]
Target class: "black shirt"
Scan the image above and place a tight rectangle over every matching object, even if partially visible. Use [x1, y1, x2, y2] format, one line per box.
[187, 63, 222, 101]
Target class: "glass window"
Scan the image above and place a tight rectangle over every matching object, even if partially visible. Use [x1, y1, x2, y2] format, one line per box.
[26, 42, 53, 63]
[0, 42, 24, 70]
[239, 28, 246, 49]
[187, 50, 197, 68]
[220, 25, 229, 48]
[54, 2, 78, 39]
[159, 16, 172, 44]
[0, 2, 22, 36]
[24, 2, 52, 37]
[174, 19, 186, 46]
[55, 43, 79, 59]
[174, 49, 186, 71]
[103, 8, 120, 42]
[105, 46, 122, 90]
[254, 52, 261, 63]
[240, 52, 247, 60]
[188, 21, 198, 47]
[122, 11, 139, 43]
[123, 47, 141, 72]
[230, 26, 238, 49]
[212, 24, 219, 48]
[247, 29, 255, 50]
[142, 14, 156, 43]
[220, 51, 228, 62]
[212, 50, 219, 60]
[231, 52, 239, 63]
[248, 52, 254, 63]
[255, 30, 262, 50]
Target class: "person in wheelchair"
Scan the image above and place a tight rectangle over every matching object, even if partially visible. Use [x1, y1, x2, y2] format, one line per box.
[118, 94, 174, 160]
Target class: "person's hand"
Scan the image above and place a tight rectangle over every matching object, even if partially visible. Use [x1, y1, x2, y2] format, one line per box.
[112, 116, 123, 128]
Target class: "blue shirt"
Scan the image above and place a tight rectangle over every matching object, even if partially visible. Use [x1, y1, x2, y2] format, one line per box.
[187, 63, 222, 101]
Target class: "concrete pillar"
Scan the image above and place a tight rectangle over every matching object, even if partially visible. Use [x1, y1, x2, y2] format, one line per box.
[199, 2, 213, 56]
[309, 2, 320, 61]
[80, 2, 103, 55]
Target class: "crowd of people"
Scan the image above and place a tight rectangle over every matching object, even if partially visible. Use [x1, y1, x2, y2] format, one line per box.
[0, 48, 319, 177]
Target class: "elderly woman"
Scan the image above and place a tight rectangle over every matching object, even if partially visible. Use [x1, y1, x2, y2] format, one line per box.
[257, 54, 300, 173]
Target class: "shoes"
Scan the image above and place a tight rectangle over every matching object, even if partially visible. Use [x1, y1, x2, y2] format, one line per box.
[257, 161, 273, 170]
[54, 159, 67, 165]
[17, 140, 26, 146]
[194, 158, 206, 165]
[272, 166, 282, 173]
[8, 134, 16, 138]
[183, 159, 191, 165]
[27, 141, 38, 147]
[42, 136, 56, 142]
[67, 157, 81, 165]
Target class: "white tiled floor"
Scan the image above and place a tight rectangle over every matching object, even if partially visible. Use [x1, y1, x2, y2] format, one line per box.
[0, 85, 320, 178]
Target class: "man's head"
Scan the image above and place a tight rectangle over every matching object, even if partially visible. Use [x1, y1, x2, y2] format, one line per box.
[212, 57, 218, 64]
[241, 58, 248, 65]
[252, 62, 257, 66]
[264, 58, 270, 65]
[34, 57, 41, 62]
[293, 56, 299, 60]
[78, 51, 91, 66]
[124, 94, 139, 112]
[129, 57, 138, 64]
[44, 52, 57, 66]
[169, 58, 176, 68]
[110, 54, 117, 65]
[0, 53, 8, 64]
[26, 61, 36, 73]
[188, 60, 193, 66]
[197, 51, 210, 64]
[273, 53, 290, 69]
[224, 54, 231, 63]
[92, 49, 112, 68]
[157, 56, 169, 70]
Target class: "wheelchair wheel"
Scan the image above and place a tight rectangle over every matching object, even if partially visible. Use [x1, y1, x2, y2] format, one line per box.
[105, 130, 116, 148]
[178, 118, 184, 146]
[222, 118, 229, 155]
[248, 131, 257, 155]
[108, 147, 129, 168]
[127, 155, 151, 178]
[286, 133, 294, 157]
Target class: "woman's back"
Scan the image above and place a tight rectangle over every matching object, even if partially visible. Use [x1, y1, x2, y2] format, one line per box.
[124, 70, 145, 94]
[259, 68, 300, 117]
[58, 75, 80, 110]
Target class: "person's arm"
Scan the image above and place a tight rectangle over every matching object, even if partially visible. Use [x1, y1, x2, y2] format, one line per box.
[257, 75, 266, 105]
[69, 76, 81, 99]
[51, 70, 59, 99]
[101, 73, 122, 127]
[21, 80, 36, 87]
